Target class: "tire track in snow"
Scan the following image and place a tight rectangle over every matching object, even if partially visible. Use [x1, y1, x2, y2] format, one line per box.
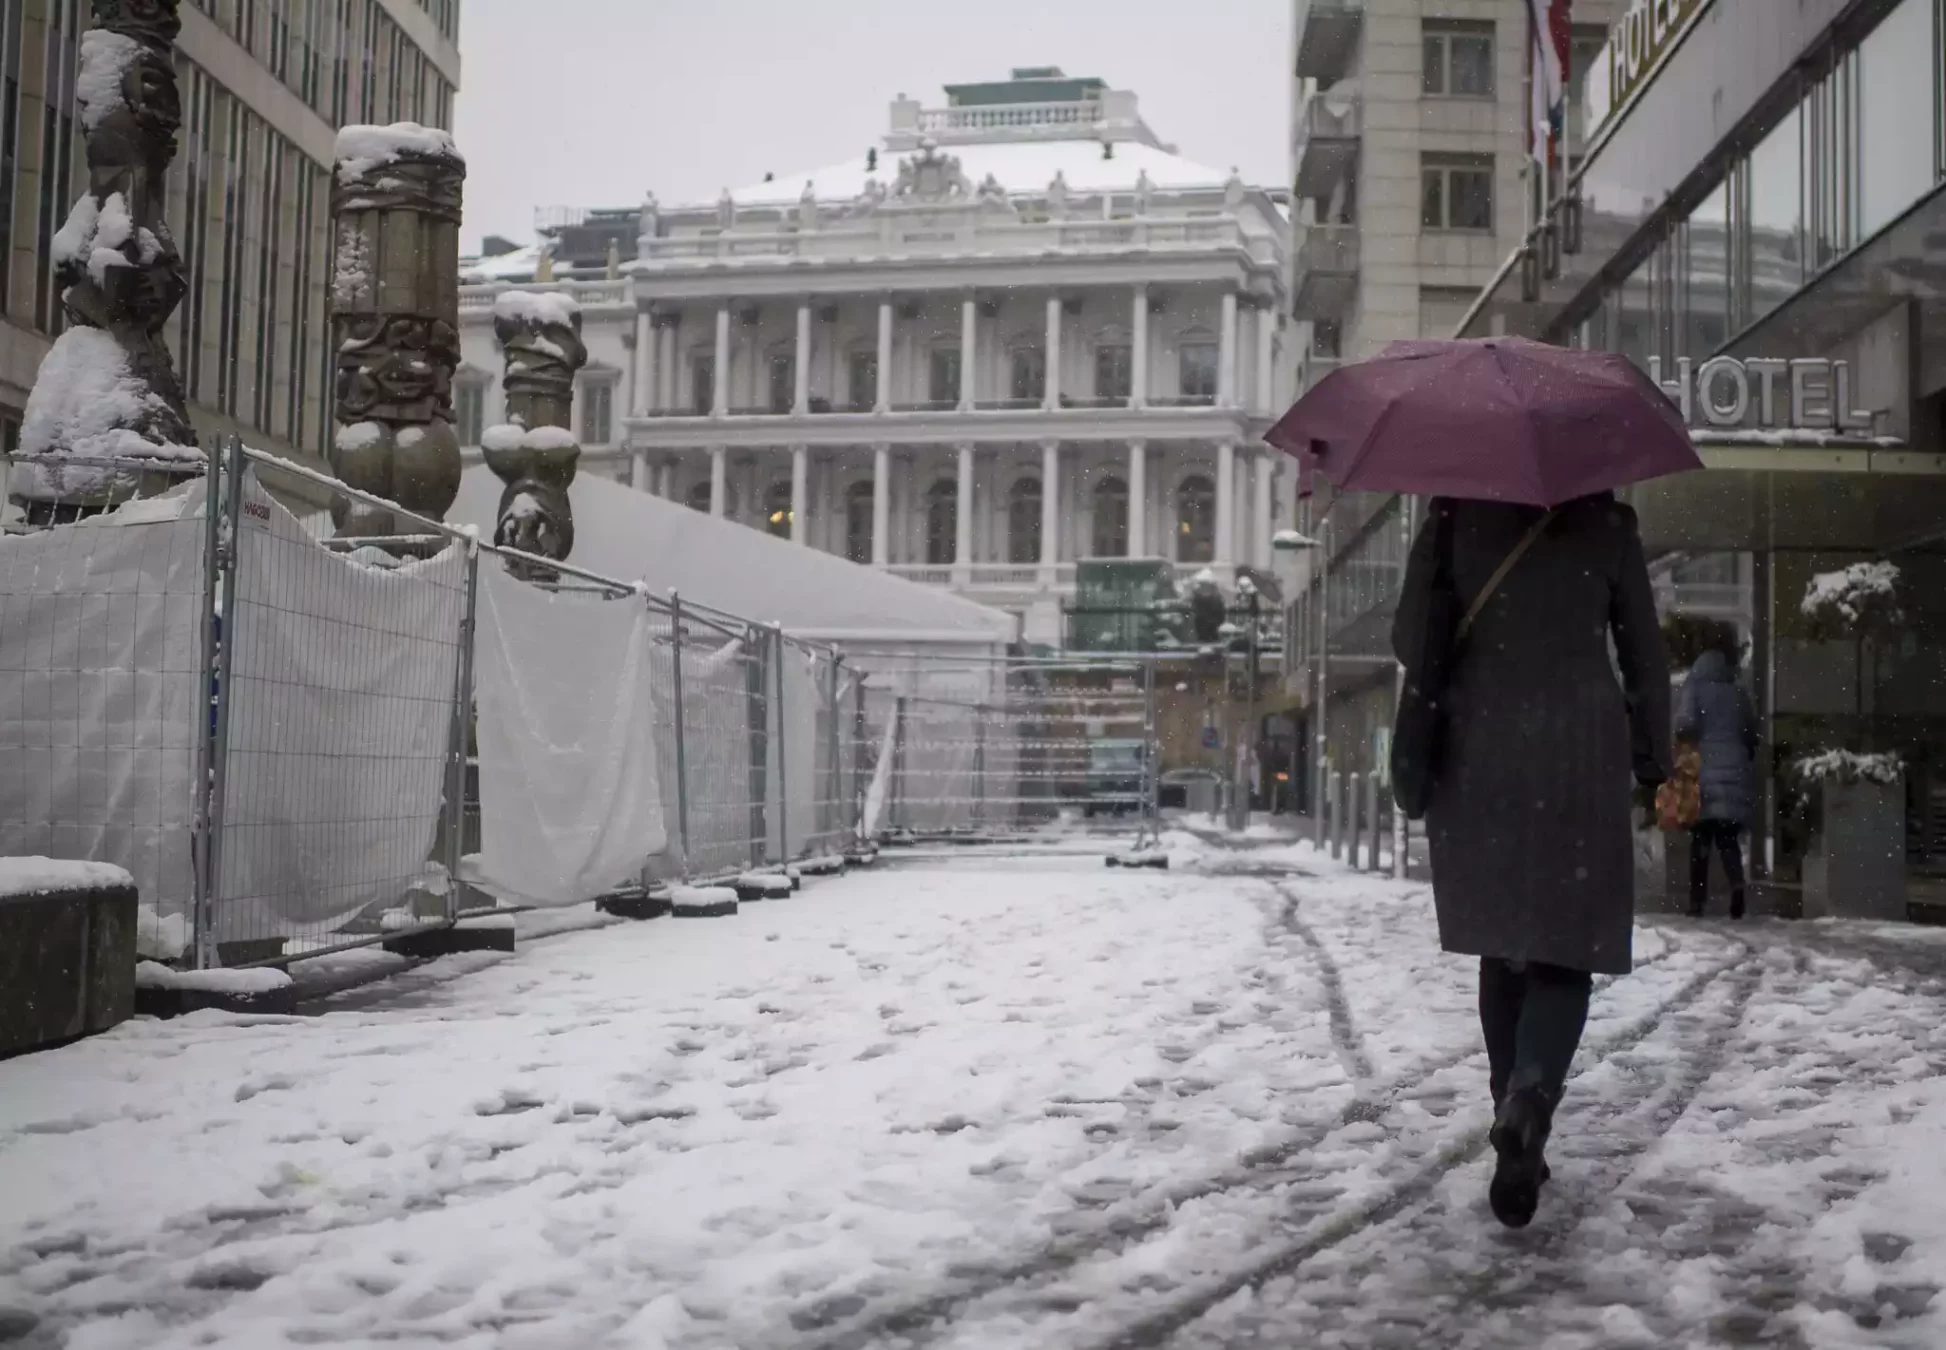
[1089, 938, 1761, 1349]
[789, 901, 1711, 1350]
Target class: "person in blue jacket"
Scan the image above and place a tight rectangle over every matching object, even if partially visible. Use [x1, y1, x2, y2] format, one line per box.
[1675, 643, 1760, 919]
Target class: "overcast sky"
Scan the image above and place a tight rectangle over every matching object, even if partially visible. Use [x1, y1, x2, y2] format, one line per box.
[452, 0, 1291, 254]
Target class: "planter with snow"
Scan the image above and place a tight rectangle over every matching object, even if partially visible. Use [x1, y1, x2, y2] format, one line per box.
[671, 886, 738, 918]
[1798, 752, 1908, 923]
[0, 859, 139, 1057]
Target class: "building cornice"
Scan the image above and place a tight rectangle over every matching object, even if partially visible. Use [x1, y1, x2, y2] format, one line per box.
[621, 404, 1260, 451]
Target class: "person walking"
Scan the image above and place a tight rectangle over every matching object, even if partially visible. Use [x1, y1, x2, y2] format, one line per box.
[1268, 335, 1695, 1230]
[1392, 493, 1670, 1229]
[1675, 644, 1759, 919]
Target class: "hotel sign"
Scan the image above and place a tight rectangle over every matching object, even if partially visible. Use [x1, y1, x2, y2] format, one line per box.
[1585, 0, 1715, 134]
[1647, 356, 1877, 434]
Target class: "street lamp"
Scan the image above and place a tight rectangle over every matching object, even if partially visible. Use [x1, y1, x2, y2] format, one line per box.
[1273, 526, 1328, 843]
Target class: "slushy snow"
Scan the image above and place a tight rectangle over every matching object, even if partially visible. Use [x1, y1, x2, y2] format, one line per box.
[1, 832, 1943, 1347]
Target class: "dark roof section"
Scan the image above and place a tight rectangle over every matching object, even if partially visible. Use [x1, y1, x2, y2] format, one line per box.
[943, 66, 1107, 108]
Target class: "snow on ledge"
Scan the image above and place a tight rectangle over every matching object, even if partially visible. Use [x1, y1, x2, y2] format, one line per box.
[1801, 561, 1901, 625]
[493, 290, 580, 329]
[11, 328, 202, 501]
[334, 123, 463, 177]
[1794, 750, 1903, 786]
[0, 857, 133, 898]
[481, 423, 577, 454]
[134, 961, 293, 995]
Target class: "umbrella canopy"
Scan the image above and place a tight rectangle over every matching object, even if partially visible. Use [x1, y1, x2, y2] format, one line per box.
[1266, 336, 1702, 506]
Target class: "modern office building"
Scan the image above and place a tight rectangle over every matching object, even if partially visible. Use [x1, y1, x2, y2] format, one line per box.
[1362, 0, 1946, 890]
[456, 69, 1292, 646]
[1281, 0, 1624, 808]
[0, 0, 462, 467]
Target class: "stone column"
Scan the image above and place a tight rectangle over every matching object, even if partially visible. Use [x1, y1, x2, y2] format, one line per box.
[1253, 451, 1275, 568]
[790, 444, 808, 544]
[1128, 440, 1147, 557]
[631, 309, 653, 416]
[709, 445, 726, 516]
[1256, 302, 1278, 415]
[630, 452, 649, 491]
[1131, 285, 1149, 408]
[794, 303, 811, 414]
[871, 443, 891, 565]
[712, 305, 730, 416]
[1216, 440, 1236, 564]
[658, 315, 679, 411]
[1044, 296, 1063, 409]
[955, 442, 975, 581]
[328, 125, 466, 542]
[1219, 291, 1239, 408]
[10, 0, 198, 519]
[875, 300, 894, 413]
[959, 296, 978, 410]
[818, 453, 838, 554]
[1040, 439, 1060, 580]
[482, 291, 586, 562]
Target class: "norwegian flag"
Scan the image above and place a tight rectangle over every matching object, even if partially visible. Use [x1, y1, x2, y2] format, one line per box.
[1527, 0, 1572, 167]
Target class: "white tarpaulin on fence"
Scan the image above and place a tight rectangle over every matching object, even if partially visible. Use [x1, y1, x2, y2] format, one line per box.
[768, 642, 820, 860]
[468, 563, 668, 906]
[0, 486, 207, 915]
[216, 475, 465, 944]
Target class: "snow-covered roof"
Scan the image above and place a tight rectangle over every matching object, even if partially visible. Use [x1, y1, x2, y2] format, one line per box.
[722, 140, 1239, 210]
[449, 466, 1015, 645]
[460, 244, 546, 283]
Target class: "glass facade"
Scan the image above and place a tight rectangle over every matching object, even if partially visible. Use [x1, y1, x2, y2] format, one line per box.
[189, 0, 456, 129]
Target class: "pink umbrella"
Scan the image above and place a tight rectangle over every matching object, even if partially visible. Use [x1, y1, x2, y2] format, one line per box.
[1266, 336, 1702, 505]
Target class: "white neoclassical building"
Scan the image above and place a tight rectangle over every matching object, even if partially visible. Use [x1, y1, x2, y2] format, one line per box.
[458, 68, 1292, 644]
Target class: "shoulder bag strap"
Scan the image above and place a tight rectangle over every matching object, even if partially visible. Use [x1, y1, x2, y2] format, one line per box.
[1455, 508, 1560, 645]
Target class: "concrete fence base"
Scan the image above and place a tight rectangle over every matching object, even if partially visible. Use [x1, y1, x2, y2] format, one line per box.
[0, 865, 138, 1058]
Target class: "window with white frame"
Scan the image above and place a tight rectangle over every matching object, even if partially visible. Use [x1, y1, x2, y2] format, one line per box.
[581, 377, 616, 444]
[1179, 343, 1218, 402]
[1421, 153, 1495, 231]
[1422, 20, 1494, 98]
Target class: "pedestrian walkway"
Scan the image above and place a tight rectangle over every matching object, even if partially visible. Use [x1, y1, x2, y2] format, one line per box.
[0, 832, 1940, 1348]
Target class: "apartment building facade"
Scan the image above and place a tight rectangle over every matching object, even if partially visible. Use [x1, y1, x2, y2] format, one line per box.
[0, 0, 461, 468]
[1281, 0, 1622, 801]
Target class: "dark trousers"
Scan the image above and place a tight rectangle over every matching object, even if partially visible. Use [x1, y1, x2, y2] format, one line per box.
[1689, 819, 1747, 912]
[1479, 957, 1593, 1109]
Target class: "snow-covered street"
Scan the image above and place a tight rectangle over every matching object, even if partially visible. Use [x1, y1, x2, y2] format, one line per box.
[3, 833, 1945, 1349]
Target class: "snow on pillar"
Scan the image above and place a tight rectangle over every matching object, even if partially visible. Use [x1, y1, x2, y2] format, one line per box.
[9, 0, 200, 520]
[794, 303, 811, 414]
[1044, 295, 1063, 409]
[959, 296, 978, 409]
[326, 121, 467, 545]
[1131, 285, 1149, 408]
[876, 301, 893, 413]
[1128, 440, 1147, 557]
[483, 291, 586, 565]
[790, 444, 808, 545]
[1218, 291, 1239, 408]
[709, 445, 726, 516]
[1216, 439, 1236, 564]
[1040, 439, 1061, 575]
[955, 443, 975, 575]
[712, 305, 731, 416]
[871, 443, 891, 565]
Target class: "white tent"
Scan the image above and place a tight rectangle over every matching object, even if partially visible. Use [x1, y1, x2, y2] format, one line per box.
[449, 465, 1015, 651]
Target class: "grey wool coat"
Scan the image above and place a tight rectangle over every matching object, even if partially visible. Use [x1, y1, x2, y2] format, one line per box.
[1392, 494, 1671, 976]
[1675, 650, 1760, 825]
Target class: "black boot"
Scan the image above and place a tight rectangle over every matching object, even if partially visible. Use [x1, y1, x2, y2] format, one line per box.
[1729, 888, 1746, 920]
[1488, 1087, 1553, 1229]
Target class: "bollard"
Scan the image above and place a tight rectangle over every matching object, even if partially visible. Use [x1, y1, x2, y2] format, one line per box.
[1314, 757, 1328, 847]
[1331, 771, 1348, 860]
[1367, 773, 1384, 872]
[1348, 772, 1364, 868]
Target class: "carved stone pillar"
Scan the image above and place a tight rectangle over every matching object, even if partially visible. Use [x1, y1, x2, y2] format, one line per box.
[329, 122, 465, 542]
[483, 292, 587, 563]
[10, 0, 197, 519]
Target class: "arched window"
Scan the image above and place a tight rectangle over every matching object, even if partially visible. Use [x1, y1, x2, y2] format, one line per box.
[1007, 476, 1042, 564]
[763, 480, 793, 538]
[924, 479, 957, 566]
[1176, 475, 1215, 563]
[1091, 475, 1129, 558]
[845, 481, 875, 563]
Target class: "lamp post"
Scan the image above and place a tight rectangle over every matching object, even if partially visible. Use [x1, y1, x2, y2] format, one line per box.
[1273, 524, 1327, 842]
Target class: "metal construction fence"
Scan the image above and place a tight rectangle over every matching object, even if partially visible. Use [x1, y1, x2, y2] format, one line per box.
[0, 440, 1164, 970]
